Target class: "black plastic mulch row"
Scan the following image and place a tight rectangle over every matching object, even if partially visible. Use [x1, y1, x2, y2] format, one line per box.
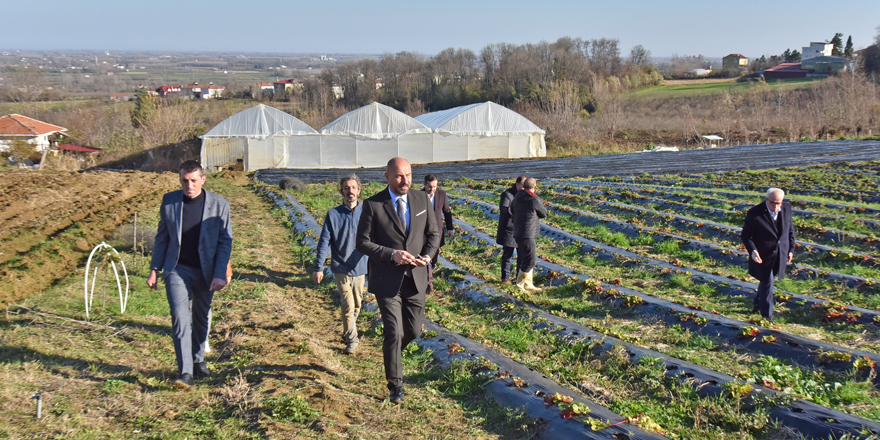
[254, 139, 880, 184]
[448, 210, 880, 384]
[432, 256, 880, 439]
[262, 185, 667, 439]
[548, 183, 879, 253]
[527, 186, 877, 291]
[549, 179, 880, 218]
[449, 193, 880, 327]
[419, 320, 668, 439]
[609, 174, 880, 204]
[553, 180, 880, 232]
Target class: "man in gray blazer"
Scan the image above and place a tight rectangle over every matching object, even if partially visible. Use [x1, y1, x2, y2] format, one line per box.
[147, 160, 233, 390]
[356, 157, 440, 404]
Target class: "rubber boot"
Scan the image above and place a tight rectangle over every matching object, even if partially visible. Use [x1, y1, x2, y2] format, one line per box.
[514, 271, 529, 293]
[523, 270, 542, 292]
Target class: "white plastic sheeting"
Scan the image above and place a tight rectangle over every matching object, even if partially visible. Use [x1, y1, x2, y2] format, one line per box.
[202, 102, 547, 170]
[203, 104, 317, 138]
[415, 101, 544, 136]
[200, 104, 316, 169]
[417, 101, 546, 159]
[319, 102, 431, 139]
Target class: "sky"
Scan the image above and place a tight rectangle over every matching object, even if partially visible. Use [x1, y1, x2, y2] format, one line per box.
[3, 0, 879, 59]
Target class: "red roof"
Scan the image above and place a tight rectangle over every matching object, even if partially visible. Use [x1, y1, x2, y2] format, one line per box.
[57, 144, 102, 153]
[726, 53, 748, 59]
[0, 114, 67, 136]
[765, 63, 809, 72]
[274, 79, 297, 85]
[157, 85, 180, 92]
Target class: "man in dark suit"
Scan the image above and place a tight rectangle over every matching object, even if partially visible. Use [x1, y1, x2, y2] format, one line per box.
[356, 157, 440, 404]
[741, 188, 795, 322]
[423, 174, 454, 263]
[147, 160, 233, 390]
[511, 177, 547, 293]
[496, 175, 527, 283]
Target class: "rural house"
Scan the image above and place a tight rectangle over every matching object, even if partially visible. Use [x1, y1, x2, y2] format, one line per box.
[0, 114, 67, 153]
[802, 42, 833, 61]
[722, 54, 749, 71]
[156, 85, 181, 97]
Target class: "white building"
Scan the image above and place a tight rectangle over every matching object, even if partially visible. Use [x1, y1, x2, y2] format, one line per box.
[802, 42, 833, 61]
[0, 114, 67, 153]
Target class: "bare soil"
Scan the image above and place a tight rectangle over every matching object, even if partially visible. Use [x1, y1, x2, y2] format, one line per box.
[0, 170, 180, 305]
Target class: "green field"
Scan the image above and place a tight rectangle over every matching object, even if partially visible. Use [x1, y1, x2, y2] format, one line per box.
[627, 77, 825, 99]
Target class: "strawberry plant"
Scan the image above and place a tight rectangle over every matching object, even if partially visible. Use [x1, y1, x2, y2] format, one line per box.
[739, 326, 761, 338]
[817, 351, 852, 364]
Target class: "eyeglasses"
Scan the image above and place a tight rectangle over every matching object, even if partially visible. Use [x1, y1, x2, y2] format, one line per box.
[767, 200, 783, 206]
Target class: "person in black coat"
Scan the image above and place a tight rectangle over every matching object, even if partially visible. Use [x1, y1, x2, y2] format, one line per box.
[511, 177, 547, 292]
[496, 175, 527, 282]
[741, 188, 795, 321]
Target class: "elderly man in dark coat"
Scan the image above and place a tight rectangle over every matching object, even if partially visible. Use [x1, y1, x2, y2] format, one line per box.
[511, 177, 547, 292]
[496, 175, 527, 283]
[741, 187, 795, 321]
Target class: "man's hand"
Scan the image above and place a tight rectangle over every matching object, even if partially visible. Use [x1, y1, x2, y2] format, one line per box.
[787, 252, 793, 264]
[446, 230, 454, 238]
[392, 249, 418, 266]
[147, 270, 159, 290]
[412, 255, 431, 267]
[312, 271, 324, 284]
[209, 278, 227, 291]
[751, 250, 763, 264]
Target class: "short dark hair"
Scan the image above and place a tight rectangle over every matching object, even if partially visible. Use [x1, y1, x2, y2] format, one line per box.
[424, 174, 438, 184]
[180, 160, 204, 176]
[340, 174, 361, 191]
[515, 175, 528, 184]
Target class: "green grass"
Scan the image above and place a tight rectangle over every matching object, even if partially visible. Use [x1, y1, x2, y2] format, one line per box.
[626, 77, 824, 99]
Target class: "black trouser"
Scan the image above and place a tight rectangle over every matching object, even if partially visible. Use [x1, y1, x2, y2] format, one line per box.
[500, 245, 516, 281]
[514, 237, 537, 273]
[755, 270, 775, 319]
[376, 276, 424, 390]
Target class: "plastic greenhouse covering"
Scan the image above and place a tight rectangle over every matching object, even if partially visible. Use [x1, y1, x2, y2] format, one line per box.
[200, 102, 545, 171]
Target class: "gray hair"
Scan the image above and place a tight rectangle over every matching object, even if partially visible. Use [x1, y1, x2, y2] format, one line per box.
[339, 174, 361, 191]
[766, 187, 785, 198]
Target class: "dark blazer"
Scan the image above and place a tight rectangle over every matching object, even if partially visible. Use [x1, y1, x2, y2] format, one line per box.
[426, 188, 454, 247]
[741, 201, 795, 281]
[511, 190, 547, 239]
[356, 187, 441, 296]
[496, 185, 517, 247]
[151, 190, 233, 286]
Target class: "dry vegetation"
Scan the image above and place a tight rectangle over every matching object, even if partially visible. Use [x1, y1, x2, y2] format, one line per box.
[0, 171, 535, 439]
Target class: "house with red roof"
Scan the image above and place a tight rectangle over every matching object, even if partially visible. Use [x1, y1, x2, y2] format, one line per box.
[0, 114, 67, 153]
[156, 85, 181, 97]
[273, 79, 302, 95]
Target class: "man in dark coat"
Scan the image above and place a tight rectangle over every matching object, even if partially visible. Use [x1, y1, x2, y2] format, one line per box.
[423, 174, 454, 263]
[496, 175, 527, 282]
[511, 177, 547, 292]
[741, 188, 795, 321]
[356, 157, 440, 404]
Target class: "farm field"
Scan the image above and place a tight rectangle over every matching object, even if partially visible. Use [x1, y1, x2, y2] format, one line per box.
[626, 77, 824, 99]
[2, 159, 880, 439]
